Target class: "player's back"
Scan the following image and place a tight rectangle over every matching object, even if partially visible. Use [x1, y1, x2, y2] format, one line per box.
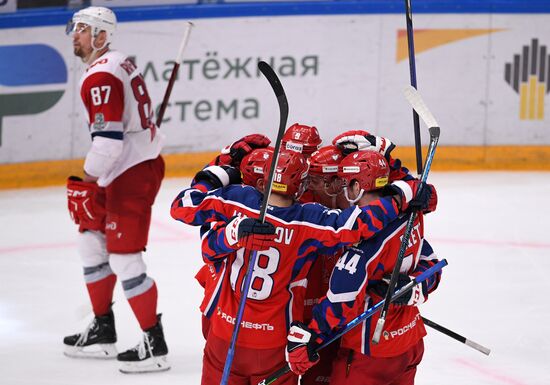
[336, 213, 426, 357]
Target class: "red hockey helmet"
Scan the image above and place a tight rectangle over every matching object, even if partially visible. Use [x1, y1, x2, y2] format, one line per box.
[282, 123, 322, 157]
[263, 149, 309, 198]
[240, 147, 273, 187]
[338, 151, 390, 193]
[309, 145, 343, 176]
[308, 145, 344, 196]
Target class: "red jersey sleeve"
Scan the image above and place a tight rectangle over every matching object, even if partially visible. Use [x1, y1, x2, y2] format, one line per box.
[81, 71, 124, 136]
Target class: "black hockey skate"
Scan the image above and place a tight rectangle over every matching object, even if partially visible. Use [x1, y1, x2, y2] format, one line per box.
[63, 309, 117, 359]
[118, 314, 170, 374]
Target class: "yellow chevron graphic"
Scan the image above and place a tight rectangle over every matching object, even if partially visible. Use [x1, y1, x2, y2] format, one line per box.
[396, 29, 505, 62]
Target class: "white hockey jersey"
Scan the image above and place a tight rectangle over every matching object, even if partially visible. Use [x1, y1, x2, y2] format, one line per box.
[79, 50, 164, 187]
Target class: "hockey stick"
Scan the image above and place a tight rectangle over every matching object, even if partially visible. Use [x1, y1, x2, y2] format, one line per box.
[258, 259, 449, 385]
[220, 61, 289, 385]
[402, 86, 490, 355]
[404, 0, 423, 175]
[422, 316, 491, 355]
[372, 87, 440, 344]
[155, 21, 193, 127]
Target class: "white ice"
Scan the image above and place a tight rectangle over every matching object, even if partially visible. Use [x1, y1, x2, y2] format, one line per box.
[0, 172, 549, 385]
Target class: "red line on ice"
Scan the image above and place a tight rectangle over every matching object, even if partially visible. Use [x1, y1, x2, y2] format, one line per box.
[432, 237, 550, 249]
[0, 234, 196, 255]
[2, 234, 548, 255]
[454, 358, 529, 385]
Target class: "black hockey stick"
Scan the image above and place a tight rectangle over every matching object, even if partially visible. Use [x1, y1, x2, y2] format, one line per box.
[372, 87, 440, 344]
[422, 316, 491, 355]
[258, 259, 448, 385]
[156, 22, 193, 127]
[404, 0, 423, 175]
[220, 61, 289, 385]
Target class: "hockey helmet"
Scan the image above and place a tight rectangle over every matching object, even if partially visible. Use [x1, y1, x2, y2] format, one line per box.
[338, 151, 389, 202]
[282, 123, 322, 157]
[263, 149, 309, 199]
[308, 145, 344, 196]
[309, 145, 343, 176]
[66, 6, 116, 46]
[240, 147, 273, 187]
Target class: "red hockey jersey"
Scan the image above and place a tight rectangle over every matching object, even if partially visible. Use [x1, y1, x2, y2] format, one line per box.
[309, 214, 442, 357]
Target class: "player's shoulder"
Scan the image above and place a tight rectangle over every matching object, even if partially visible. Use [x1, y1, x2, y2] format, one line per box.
[221, 184, 262, 204]
[356, 214, 410, 254]
[270, 201, 340, 224]
[83, 50, 129, 78]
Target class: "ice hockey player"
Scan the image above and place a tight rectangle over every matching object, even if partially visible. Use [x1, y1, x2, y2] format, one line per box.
[285, 150, 442, 385]
[195, 143, 273, 340]
[194, 134, 272, 340]
[63, 6, 169, 373]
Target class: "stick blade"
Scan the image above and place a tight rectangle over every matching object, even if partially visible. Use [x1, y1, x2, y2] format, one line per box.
[258, 61, 285, 99]
[404, 85, 439, 129]
[175, 21, 194, 63]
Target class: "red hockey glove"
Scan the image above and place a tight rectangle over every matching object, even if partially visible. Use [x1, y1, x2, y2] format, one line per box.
[370, 274, 428, 306]
[66, 176, 105, 229]
[224, 216, 276, 251]
[286, 322, 320, 376]
[383, 180, 437, 213]
[220, 134, 271, 166]
[333, 130, 395, 158]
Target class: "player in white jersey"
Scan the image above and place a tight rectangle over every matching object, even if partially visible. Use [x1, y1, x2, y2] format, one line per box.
[63, 6, 169, 374]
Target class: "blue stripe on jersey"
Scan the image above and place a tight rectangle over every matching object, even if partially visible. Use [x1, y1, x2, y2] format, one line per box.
[417, 240, 441, 292]
[421, 240, 435, 256]
[312, 300, 347, 342]
[355, 214, 410, 257]
[205, 262, 226, 318]
[91, 131, 123, 140]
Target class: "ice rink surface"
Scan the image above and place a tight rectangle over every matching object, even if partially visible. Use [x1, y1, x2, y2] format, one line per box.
[1, 172, 549, 385]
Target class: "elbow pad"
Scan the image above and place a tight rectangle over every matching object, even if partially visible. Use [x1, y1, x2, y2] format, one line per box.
[84, 136, 123, 179]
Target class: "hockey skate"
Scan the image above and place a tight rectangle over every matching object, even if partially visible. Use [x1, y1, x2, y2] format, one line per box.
[118, 314, 170, 374]
[63, 310, 118, 359]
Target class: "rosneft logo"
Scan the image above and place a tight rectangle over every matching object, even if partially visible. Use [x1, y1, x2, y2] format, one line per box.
[0, 44, 67, 146]
[504, 38, 548, 120]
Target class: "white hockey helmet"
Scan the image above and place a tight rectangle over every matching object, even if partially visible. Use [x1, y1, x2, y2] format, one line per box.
[66, 6, 116, 45]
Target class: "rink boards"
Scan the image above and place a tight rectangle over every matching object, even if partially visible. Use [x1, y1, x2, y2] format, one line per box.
[1, 2, 550, 187]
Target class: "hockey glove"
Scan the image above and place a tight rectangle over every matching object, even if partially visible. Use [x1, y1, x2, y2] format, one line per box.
[383, 180, 437, 213]
[332, 130, 395, 159]
[220, 134, 271, 166]
[286, 321, 320, 376]
[224, 216, 276, 251]
[370, 274, 428, 306]
[194, 165, 242, 189]
[66, 176, 105, 230]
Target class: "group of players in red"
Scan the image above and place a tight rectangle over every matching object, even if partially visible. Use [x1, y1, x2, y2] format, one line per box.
[172, 124, 442, 385]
